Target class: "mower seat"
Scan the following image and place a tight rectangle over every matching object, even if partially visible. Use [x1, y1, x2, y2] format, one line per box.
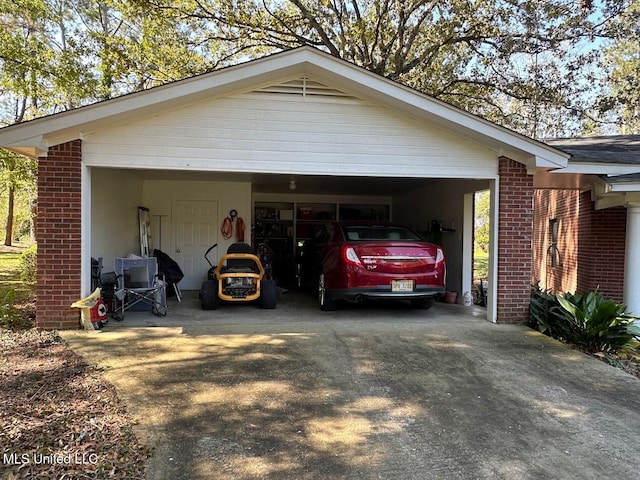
[222, 242, 259, 273]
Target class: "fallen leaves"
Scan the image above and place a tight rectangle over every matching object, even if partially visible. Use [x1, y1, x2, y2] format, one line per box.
[0, 329, 150, 479]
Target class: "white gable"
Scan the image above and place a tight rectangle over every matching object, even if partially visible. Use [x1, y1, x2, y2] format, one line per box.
[82, 76, 498, 179]
[0, 47, 569, 170]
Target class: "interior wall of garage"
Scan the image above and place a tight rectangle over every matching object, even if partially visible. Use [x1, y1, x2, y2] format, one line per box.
[90, 170, 252, 283]
[393, 179, 491, 295]
[91, 168, 144, 271]
[142, 179, 252, 256]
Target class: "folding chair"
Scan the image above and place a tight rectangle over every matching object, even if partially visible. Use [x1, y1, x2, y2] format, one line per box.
[113, 257, 167, 320]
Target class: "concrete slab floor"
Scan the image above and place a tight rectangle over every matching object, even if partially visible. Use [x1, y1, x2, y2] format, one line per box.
[62, 290, 640, 479]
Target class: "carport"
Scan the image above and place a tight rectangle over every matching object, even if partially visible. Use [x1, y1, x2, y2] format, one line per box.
[0, 46, 569, 328]
[91, 168, 490, 300]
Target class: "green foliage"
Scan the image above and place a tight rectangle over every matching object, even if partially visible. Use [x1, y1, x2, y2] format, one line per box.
[0, 251, 32, 302]
[0, 288, 31, 330]
[1, 149, 37, 245]
[530, 283, 639, 354]
[529, 282, 569, 339]
[555, 291, 638, 353]
[473, 250, 488, 281]
[596, 0, 640, 134]
[1, 0, 638, 136]
[19, 244, 36, 284]
[474, 190, 490, 253]
[128, 0, 636, 136]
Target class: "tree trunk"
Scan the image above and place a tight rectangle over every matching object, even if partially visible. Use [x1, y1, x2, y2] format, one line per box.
[4, 186, 14, 246]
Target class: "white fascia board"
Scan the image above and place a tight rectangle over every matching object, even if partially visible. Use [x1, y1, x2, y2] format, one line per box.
[556, 162, 640, 176]
[608, 182, 640, 193]
[84, 156, 498, 179]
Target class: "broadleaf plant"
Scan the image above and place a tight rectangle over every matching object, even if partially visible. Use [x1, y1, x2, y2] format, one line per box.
[530, 284, 640, 354]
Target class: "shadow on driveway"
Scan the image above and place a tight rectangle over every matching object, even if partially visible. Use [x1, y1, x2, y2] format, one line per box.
[62, 291, 640, 479]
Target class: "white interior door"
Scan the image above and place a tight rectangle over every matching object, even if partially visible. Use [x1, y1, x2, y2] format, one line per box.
[174, 200, 218, 289]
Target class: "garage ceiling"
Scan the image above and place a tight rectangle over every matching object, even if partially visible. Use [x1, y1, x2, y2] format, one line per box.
[127, 168, 442, 196]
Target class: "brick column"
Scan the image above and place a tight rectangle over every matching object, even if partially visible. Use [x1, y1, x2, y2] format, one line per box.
[497, 157, 533, 323]
[36, 140, 82, 329]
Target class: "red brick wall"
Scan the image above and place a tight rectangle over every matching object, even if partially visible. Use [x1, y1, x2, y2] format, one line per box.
[497, 157, 533, 323]
[576, 191, 626, 301]
[533, 189, 626, 302]
[532, 189, 580, 294]
[36, 140, 82, 329]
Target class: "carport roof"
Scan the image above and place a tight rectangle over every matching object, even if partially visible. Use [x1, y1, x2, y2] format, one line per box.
[545, 135, 640, 165]
[543, 135, 640, 207]
[0, 46, 568, 169]
[545, 135, 640, 179]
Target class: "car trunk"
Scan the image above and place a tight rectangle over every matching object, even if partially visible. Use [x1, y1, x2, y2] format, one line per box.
[352, 243, 440, 274]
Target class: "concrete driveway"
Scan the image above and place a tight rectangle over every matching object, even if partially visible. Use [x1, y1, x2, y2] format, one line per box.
[62, 291, 640, 479]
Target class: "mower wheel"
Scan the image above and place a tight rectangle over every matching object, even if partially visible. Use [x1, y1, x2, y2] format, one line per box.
[200, 279, 218, 310]
[261, 279, 278, 309]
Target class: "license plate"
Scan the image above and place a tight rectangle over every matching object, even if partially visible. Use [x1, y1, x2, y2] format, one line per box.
[392, 279, 414, 292]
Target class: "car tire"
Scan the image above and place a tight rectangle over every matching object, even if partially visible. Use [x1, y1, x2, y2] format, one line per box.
[200, 279, 218, 310]
[410, 298, 434, 309]
[318, 273, 337, 311]
[261, 279, 278, 309]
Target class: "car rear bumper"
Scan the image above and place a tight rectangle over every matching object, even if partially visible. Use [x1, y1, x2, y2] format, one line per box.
[330, 286, 445, 302]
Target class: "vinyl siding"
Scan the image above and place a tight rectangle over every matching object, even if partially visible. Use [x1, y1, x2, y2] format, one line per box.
[83, 91, 498, 178]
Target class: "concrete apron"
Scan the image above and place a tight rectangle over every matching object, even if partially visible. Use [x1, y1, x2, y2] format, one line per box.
[62, 291, 640, 480]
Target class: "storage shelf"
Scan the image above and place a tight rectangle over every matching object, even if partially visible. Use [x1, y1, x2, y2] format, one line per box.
[254, 200, 390, 287]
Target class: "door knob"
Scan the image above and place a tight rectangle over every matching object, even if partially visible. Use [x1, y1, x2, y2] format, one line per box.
[176, 249, 181, 253]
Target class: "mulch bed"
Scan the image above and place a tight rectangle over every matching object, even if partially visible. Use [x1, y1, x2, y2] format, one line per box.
[590, 350, 640, 379]
[0, 329, 150, 479]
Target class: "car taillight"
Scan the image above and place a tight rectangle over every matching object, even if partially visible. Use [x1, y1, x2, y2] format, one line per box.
[435, 247, 445, 266]
[342, 245, 362, 265]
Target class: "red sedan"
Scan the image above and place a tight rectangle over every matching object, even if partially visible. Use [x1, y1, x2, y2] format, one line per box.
[298, 223, 446, 310]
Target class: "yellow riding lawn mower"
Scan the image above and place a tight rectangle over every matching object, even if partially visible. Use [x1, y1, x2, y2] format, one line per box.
[200, 242, 278, 310]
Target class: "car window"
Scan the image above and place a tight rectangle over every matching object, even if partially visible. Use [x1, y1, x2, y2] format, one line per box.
[343, 225, 421, 241]
[313, 224, 333, 244]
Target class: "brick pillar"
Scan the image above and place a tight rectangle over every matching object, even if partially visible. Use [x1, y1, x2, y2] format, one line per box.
[497, 157, 533, 323]
[36, 140, 82, 329]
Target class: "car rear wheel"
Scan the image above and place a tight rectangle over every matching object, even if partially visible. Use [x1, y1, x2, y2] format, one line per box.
[200, 279, 218, 310]
[318, 273, 337, 311]
[410, 298, 434, 309]
[261, 279, 278, 309]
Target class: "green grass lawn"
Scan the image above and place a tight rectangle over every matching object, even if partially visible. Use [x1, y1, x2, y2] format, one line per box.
[473, 250, 488, 280]
[0, 248, 34, 303]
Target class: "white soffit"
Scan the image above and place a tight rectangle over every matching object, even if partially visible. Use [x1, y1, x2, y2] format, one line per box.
[589, 176, 640, 210]
[595, 191, 640, 210]
[0, 47, 569, 168]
